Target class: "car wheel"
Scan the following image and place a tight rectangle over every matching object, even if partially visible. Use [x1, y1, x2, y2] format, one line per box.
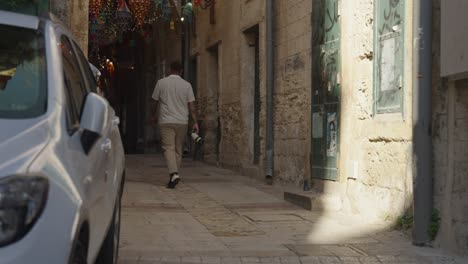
[96, 194, 121, 264]
[70, 238, 88, 264]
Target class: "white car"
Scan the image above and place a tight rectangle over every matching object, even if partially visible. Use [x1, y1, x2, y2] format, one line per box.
[0, 10, 125, 264]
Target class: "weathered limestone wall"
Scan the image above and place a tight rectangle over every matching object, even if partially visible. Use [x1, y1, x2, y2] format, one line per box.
[273, 0, 312, 186]
[192, 2, 415, 224]
[433, 0, 468, 254]
[50, 0, 89, 54]
[70, 0, 89, 54]
[191, 0, 266, 173]
[338, 0, 414, 221]
[271, 0, 415, 222]
[183, 1, 468, 254]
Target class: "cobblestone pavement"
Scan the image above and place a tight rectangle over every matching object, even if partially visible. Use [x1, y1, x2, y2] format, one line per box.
[118, 155, 466, 264]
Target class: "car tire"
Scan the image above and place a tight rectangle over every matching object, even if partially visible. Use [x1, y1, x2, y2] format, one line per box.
[96, 193, 121, 264]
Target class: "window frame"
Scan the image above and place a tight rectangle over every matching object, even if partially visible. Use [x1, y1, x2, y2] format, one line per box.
[373, 0, 405, 115]
[60, 35, 88, 134]
[71, 40, 98, 93]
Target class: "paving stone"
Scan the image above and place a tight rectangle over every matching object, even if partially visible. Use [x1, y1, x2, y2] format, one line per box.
[161, 256, 182, 263]
[376, 256, 397, 262]
[241, 257, 261, 263]
[221, 257, 242, 264]
[181, 256, 203, 263]
[202, 256, 222, 263]
[339, 256, 361, 264]
[300, 256, 322, 264]
[280, 256, 301, 264]
[260, 257, 281, 263]
[118, 260, 140, 264]
[318, 256, 342, 264]
[139, 261, 161, 264]
[358, 256, 381, 263]
[119, 155, 463, 264]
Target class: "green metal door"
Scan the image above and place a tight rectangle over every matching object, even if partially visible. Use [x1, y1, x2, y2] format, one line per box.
[311, 0, 341, 181]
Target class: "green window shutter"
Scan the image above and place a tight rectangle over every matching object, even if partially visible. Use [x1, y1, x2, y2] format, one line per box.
[374, 0, 405, 114]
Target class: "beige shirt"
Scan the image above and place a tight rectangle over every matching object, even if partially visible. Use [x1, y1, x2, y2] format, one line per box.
[152, 75, 195, 124]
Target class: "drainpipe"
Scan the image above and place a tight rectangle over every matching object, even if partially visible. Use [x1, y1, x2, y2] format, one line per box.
[412, 0, 433, 246]
[265, 0, 275, 183]
[182, 0, 190, 80]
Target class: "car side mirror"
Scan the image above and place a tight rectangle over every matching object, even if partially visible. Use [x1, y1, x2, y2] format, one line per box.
[80, 93, 109, 155]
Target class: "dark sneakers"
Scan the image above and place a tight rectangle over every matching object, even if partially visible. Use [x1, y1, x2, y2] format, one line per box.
[167, 173, 180, 189]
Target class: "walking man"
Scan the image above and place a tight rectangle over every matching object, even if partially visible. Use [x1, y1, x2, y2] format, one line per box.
[152, 61, 199, 189]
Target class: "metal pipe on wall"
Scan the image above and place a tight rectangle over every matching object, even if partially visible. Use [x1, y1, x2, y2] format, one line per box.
[182, 0, 190, 80]
[265, 0, 275, 182]
[412, 0, 434, 246]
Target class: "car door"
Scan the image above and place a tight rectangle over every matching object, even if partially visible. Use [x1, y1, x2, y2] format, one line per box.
[58, 34, 113, 256]
[71, 40, 122, 207]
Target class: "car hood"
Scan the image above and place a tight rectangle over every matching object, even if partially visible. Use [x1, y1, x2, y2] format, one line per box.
[0, 118, 50, 176]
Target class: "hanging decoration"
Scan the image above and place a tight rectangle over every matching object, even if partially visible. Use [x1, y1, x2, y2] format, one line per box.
[194, 0, 213, 9]
[96, 13, 111, 44]
[128, 0, 152, 26]
[114, 0, 134, 33]
[185, 2, 192, 12]
[89, 0, 103, 18]
[153, 0, 163, 7]
[162, 0, 172, 22]
[88, 0, 193, 54]
[101, 0, 119, 43]
[182, 1, 193, 22]
[89, 17, 104, 44]
[170, 19, 175, 30]
[100, 0, 116, 24]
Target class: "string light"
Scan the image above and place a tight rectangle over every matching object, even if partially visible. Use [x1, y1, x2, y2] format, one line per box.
[89, 0, 189, 49]
[170, 19, 175, 30]
[89, 0, 103, 18]
[128, 0, 152, 26]
[114, 0, 134, 33]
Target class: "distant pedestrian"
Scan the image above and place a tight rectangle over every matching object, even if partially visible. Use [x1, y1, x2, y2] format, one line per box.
[152, 61, 199, 189]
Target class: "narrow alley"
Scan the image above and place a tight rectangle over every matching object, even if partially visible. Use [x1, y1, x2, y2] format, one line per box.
[2, 1, 468, 263]
[118, 155, 463, 264]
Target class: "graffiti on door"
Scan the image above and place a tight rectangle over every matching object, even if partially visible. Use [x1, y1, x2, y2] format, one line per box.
[311, 0, 340, 181]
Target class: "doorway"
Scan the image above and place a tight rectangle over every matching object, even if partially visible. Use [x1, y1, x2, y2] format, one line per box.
[243, 26, 261, 165]
[311, 0, 341, 180]
[206, 44, 222, 163]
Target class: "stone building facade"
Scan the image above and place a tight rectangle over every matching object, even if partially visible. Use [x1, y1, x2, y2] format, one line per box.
[432, 0, 468, 254]
[50, 0, 89, 54]
[189, 0, 268, 169]
[190, 0, 414, 222]
[50, 0, 465, 255]
[189, 0, 466, 254]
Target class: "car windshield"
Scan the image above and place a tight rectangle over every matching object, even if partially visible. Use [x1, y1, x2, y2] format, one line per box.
[0, 24, 47, 119]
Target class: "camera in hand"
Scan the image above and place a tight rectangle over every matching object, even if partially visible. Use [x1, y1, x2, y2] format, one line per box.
[190, 130, 203, 145]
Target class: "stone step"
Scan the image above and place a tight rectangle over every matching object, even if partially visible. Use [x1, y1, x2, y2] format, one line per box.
[284, 190, 343, 212]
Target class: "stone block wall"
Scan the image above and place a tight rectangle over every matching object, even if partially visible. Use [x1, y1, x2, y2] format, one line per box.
[336, 0, 414, 221]
[273, 0, 312, 186]
[190, 0, 266, 171]
[432, 0, 468, 254]
[452, 80, 468, 252]
[51, 0, 89, 54]
[190, 1, 416, 225]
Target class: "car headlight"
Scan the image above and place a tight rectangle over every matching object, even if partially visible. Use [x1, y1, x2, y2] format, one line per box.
[0, 176, 48, 247]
